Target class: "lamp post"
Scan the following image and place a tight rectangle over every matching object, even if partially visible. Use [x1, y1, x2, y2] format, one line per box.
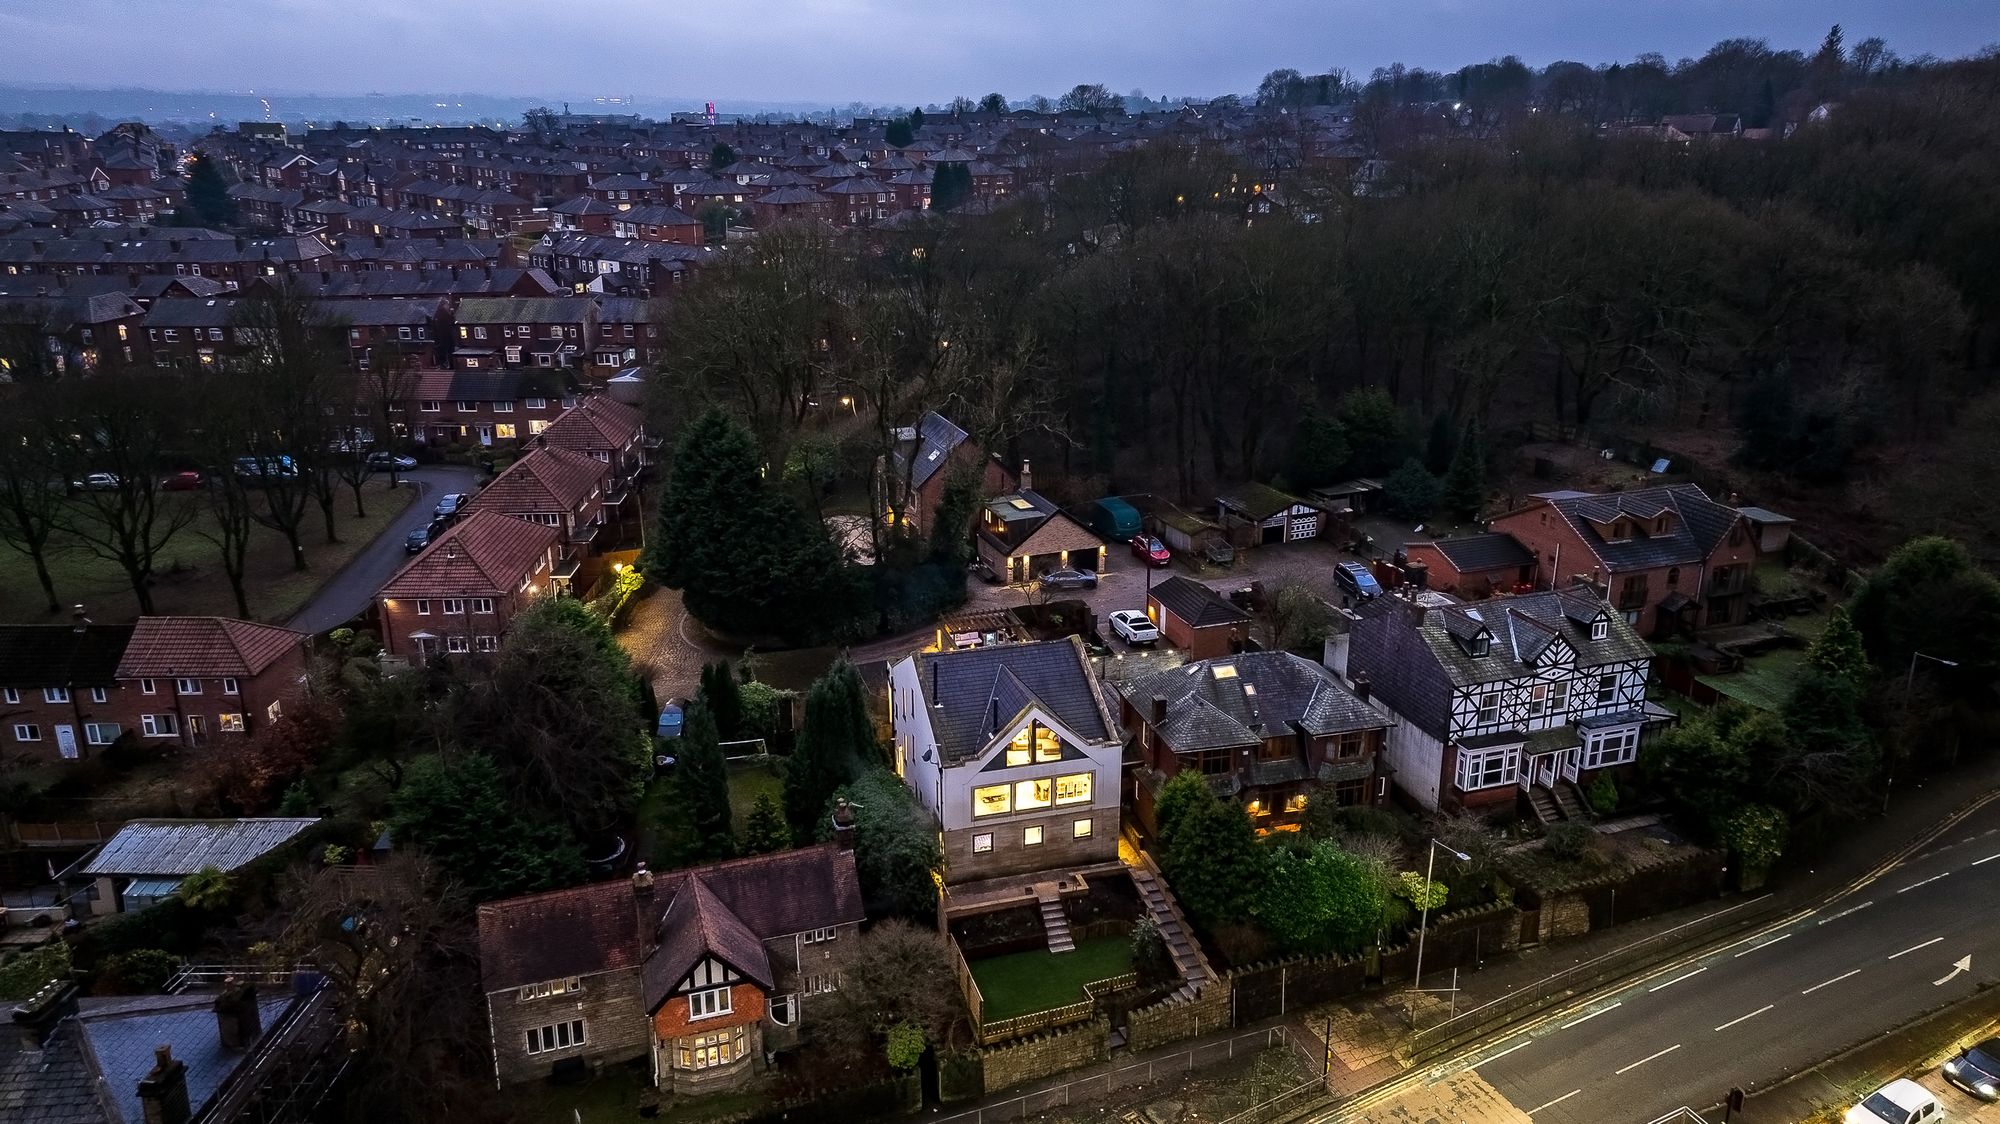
[1885, 651, 1959, 813]
[1413, 838, 1471, 991]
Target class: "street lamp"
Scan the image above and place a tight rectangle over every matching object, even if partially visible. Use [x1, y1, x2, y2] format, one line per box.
[1413, 838, 1471, 991]
[1886, 651, 1960, 813]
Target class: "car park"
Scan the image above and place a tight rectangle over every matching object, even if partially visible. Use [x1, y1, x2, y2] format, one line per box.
[233, 454, 298, 482]
[1131, 534, 1172, 567]
[1108, 609, 1160, 645]
[433, 492, 470, 520]
[1333, 560, 1383, 601]
[1944, 1036, 2000, 1101]
[367, 452, 418, 471]
[1038, 568, 1098, 591]
[1845, 1078, 1942, 1124]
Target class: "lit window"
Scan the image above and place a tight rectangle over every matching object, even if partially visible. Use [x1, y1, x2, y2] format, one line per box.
[1054, 773, 1092, 805]
[1023, 825, 1043, 846]
[1073, 818, 1093, 839]
[972, 832, 993, 853]
[971, 783, 1011, 818]
[1014, 778, 1053, 812]
[1006, 722, 1062, 766]
[266, 700, 282, 722]
[1284, 793, 1308, 813]
[218, 714, 245, 733]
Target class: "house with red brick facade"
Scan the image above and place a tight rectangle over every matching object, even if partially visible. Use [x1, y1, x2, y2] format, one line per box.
[466, 443, 619, 586]
[0, 621, 136, 763]
[1143, 575, 1253, 661]
[113, 617, 312, 749]
[454, 296, 599, 371]
[475, 845, 864, 1090]
[376, 510, 561, 662]
[609, 204, 703, 245]
[1489, 485, 1760, 637]
[879, 411, 1012, 534]
[1398, 532, 1538, 600]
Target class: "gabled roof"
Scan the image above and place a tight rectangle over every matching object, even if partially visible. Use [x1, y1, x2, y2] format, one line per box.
[912, 637, 1113, 764]
[1529, 484, 1743, 571]
[642, 843, 863, 1009]
[1148, 575, 1252, 630]
[889, 410, 970, 490]
[1429, 532, 1535, 574]
[644, 877, 774, 1005]
[0, 624, 134, 687]
[539, 395, 643, 454]
[476, 878, 646, 993]
[615, 203, 701, 227]
[1218, 481, 1317, 520]
[1395, 587, 1651, 689]
[115, 617, 306, 679]
[1123, 650, 1388, 753]
[378, 510, 557, 599]
[81, 818, 319, 877]
[453, 296, 597, 324]
[469, 445, 606, 516]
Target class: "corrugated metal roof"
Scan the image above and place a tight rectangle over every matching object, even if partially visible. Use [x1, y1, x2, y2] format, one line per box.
[82, 818, 318, 876]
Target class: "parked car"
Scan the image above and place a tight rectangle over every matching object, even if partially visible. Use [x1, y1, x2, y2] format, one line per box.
[1944, 1036, 2000, 1101]
[1845, 1079, 1942, 1124]
[70, 472, 120, 492]
[159, 470, 203, 491]
[655, 701, 686, 740]
[404, 526, 433, 554]
[1333, 560, 1383, 601]
[367, 451, 418, 472]
[1108, 609, 1160, 645]
[1038, 568, 1098, 592]
[1130, 534, 1171, 567]
[233, 454, 298, 481]
[433, 492, 470, 520]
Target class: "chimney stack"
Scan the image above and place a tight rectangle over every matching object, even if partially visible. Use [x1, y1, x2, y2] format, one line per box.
[11, 979, 78, 1050]
[1150, 695, 1167, 725]
[1352, 672, 1371, 704]
[1018, 459, 1031, 492]
[137, 1044, 191, 1124]
[630, 861, 655, 897]
[72, 604, 91, 633]
[212, 976, 261, 1050]
[830, 797, 857, 851]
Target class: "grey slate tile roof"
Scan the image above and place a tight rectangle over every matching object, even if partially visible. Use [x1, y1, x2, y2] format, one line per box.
[1534, 484, 1743, 571]
[914, 637, 1112, 764]
[0, 1021, 102, 1123]
[1431, 532, 1535, 573]
[1148, 576, 1252, 629]
[76, 992, 294, 1124]
[889, 411, 969, 490]
[81, 818, 318, 877]
[1123, 650, 1388, 753]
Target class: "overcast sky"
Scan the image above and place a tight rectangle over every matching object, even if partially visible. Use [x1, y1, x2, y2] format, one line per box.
[5, 0, 1994, 107]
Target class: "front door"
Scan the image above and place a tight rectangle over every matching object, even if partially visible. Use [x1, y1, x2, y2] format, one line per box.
[55, 725, 77, 760]
[1536, 753, 1557, 787]
[477, 425, 495, 446]
[1560, 748, 1581, 784]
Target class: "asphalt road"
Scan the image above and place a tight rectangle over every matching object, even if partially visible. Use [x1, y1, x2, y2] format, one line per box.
[286, 464, 480, 635]
[1457, 802, 2000, 1122]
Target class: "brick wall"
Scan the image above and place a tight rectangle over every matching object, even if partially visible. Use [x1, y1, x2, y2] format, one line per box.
[977, 1018, 1109, 1094]
[1125, 983, 1232, 1053]
[651, 982, 765, 1041]
[487, 965, 647, 1085]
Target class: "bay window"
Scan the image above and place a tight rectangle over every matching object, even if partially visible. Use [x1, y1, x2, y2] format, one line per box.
[1455, 744, 1519, 791]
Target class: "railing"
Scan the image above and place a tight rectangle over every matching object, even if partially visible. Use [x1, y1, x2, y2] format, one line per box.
[167, 963, 314, 995]
[930, 1025, 1292, 1124]
[975, 998, 1096, 1045]
[1082, 972, 1138, 1002]
[197, 979, 347, 1124]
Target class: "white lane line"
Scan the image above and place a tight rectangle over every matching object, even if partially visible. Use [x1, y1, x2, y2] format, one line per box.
[1714, 1004, 1774, 1031]
[1889, 937, 1944, 960]
[1736, 932, 1794, 957]
[1802, 969, 1863, 995]
[1527, 1089, 1583, 1116]
[1649, 967, 1709, 993]
[1974, 853, 2000, 866]
[1819, 901, 1875, 925]
[1559, 1002, 1621, 1030]
[1470, 1039, 1533, 1068]
[1898, 872, 1950, 894]
[1614, 1043, 1682, 1075]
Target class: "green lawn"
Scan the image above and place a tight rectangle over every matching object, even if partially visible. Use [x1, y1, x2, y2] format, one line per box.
[724, 757, 785, 827]
[642, 757, 789, 870]
[1698, 646, 1807, 711]
[969, 934, 1132, 1022]
[512, 1064, 769, 1123]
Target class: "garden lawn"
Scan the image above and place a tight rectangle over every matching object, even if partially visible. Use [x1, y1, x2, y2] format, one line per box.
[969, 935, 1132, 1022]
[1698, 646, 1807, 712]
[724, 757, 784, 831]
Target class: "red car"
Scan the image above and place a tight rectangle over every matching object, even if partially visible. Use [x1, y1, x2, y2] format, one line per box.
[160, 471, 204, 491]
[1131, 534, 1171, 567]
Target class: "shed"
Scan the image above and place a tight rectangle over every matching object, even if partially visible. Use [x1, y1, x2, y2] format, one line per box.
[1734, 506, 1795, 556]
[1217, 483, 1332, 546]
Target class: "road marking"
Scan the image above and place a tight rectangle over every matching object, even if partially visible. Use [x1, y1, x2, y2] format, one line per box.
[1649, 967, 1708, 993]
[1802, 969, 1863, 994]
[1527, 1089, 1583, 1115]
[1470, 1039, 1533, 1068]
[1889, 937, 1944, 960]
[1735, 932, 1793, 957]
[1818, 901, 1874, 925]
[1898, 872, 1951, 894]
[1614, 1044, 1682, 1075]
[1974, 853, 2000, 866]
[1936, 956, 1972, 986]
[1714, 1004, 1774, 1031]
[1559, 1002, 1620, 1030]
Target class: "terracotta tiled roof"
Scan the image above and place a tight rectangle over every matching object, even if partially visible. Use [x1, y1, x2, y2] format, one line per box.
[476, 879, 644, 993]
[469, 445, 606, 517]
[378, 510, 557, 600]
[114, 617, 306, 679]
[540, 396, 643, 455]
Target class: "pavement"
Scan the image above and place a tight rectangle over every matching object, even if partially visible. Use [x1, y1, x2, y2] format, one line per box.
[286, 464, 480, 635]
[616, 582, 736, 703]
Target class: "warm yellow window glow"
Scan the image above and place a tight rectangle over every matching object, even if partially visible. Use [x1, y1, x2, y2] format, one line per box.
[1015, 778, 1053, 812]
[1006, 723, 1062, 767]
[1054, 773, 1092, 806]
[1284, 794, 1308, 813]
[1211, 665, 1238, 679]
[972, 784, 1011, 818]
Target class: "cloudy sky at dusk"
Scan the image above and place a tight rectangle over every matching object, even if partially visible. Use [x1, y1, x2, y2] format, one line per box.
[4, 0, 1994, 107]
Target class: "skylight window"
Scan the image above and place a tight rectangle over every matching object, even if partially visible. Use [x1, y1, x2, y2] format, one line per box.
[1211, 665, 1238, 679]
[1007, 498, 1034, 510]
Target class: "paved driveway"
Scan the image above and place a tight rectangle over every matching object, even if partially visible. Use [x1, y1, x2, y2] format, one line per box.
[288, 464, 481, 635]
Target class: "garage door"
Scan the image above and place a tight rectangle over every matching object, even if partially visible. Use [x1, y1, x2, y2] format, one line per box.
[1286, 513, 1319, 541]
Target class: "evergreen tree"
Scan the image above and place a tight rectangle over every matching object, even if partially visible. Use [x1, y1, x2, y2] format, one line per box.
[675, 699, 736, 861]
[1253, 840, 1387, 956]
[978, 92, 1008, 114]
[1804, 605, 1870, 686]
[1424, 411, 1457, 474]
[184, 154, 236, 227]
[1283, 406, 1350, 490]
[927, 466, 981, 566]
[1442, 417, 1487, 521]
[700, 660, 744, 740]
[931, 162, 973, 212]
[784, 659, 877, 838]
[1153, 772, 1261, 928]
[388, 754, 586, 902]
[742, 793, 792, 854]
[1336, 387, 1410, 475]
[884, 118, 914, 148]
[830, 769, 943, 917]
[709, 142, 736, 171]
[1383, 458, 1443, 522]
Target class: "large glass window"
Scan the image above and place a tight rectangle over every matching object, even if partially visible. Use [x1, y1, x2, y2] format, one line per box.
[1015, 777, 1053, 812]
[971, 783, 1011, 818]
[1455, 745, 1520, 791]
[1005, 722, 1062, 766]
[1583, 727, 1640, 770]
[1054, 773, 1092, 805]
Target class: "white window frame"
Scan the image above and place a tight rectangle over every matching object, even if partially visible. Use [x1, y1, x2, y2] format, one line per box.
[1583, 726, 1640, 770]
[176, 678, 201, 696]
[140, 678, 156, 695]
[1455, 744, 1519, 791]
[84, 722, 120, 746]
[415, 599, 431, 615]
[442, 598, 466, 615]
[972, 832, 993, 854]
[0, 688, 16, 705]
[446, 636, 470, 654]
[223, 678, 239, 695]
[1594, 671, 1617, 706]
[266, 700, 282, 722]
[1474, 688, 1499, 725]
[688, 986, 732, 1021]
[43, 687, 69, 704]
[89, 687, 107, 704]
[523, 1018, 586, 1055]
[1590, 619, 1608, 641]
[768, 993, 797, 1027]
[803, 927, 836, 944]
[475, 635, 498, 653]
[803, 974, 836, 995]
[517, 976, 581, 1001]
[141, 714, 179, 738]
[13, 723, 41, 742]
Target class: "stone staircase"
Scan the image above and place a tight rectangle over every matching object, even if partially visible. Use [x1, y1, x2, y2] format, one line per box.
[1526, 786, 1564, 826]
[1128, 859, 1215, 1002]
[1526, 783, 1593, 826]
[1034, 884, 1075, 954]
[1552, 782, 1591, 821]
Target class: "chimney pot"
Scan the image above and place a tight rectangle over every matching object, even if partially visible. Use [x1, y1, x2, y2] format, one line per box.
[11, 979, 78, 1050]
[1353, 672, 1372, 704]
[831, 797, 857, 850]
[1018, 459, 1031, 492]
[138, 1042, 191, 1124]
[631, 861, 655, 896]
[1150, 695, 1167, 725]
[213, 976, 261, 1050]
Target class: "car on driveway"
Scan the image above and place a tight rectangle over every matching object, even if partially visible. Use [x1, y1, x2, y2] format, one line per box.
[1845, 1078, 1942, 1124]
[160, 470, 204, 491]
[1131, 534, 1171, 567]
[1333, 560, 1383, 601]
[367, 451, 418, 472]
[1944, 1037, 2000, 1101]
[404, 526, 433, 554]
[70, 472, 120, 492]
[433, 492, 470, 520]
[1108, 609, 1160, 645]
[1039, 568, 1098, 592]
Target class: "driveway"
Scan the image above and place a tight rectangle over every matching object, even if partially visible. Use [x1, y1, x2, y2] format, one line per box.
[287, 464, 481, 635]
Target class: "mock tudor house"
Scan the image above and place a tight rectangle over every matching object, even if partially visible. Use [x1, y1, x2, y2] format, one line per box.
[1144, 575, 1253, 661]
[1343, 587, 1666, 820]
[475, 845, 864, 1091]
[1121, 651, 1393, 835]
[888, 638, 1122, 884]
[376, 511, 561, 662]
[113, 617, 312, 749]
[1490, 485, 1761, 637]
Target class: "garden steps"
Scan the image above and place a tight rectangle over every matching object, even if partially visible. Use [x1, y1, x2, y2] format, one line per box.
[1126, 857, 1216, 997]
[1553, 782, 1591, 821]
[1035, 884, 1075, 953]
[1526, 787, 1564, 826]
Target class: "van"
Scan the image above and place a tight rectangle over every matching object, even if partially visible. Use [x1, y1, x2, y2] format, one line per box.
[1091, 496, 1141, 542]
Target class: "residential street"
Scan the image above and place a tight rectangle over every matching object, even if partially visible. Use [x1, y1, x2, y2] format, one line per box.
[1369, 799, 2000, 1123]
[287, 464, 481, 635]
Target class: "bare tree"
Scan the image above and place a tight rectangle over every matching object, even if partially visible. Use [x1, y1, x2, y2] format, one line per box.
[47, 374, 199, 615]
[234, 285, 346, 550]
[0, 403, 69, 614]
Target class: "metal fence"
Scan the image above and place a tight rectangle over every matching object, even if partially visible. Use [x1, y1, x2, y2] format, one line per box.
[927, 1026, 1293, 1124]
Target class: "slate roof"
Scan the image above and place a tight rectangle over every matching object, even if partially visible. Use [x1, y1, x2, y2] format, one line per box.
[1123, 650, 1389, 753]
[1148, 575, 1252, 630]
[889, 410, 970, 490]
[453, 296, 597, 324]
[650, 844, 862, 952]
[81, 818, 319, 876]
[0, 1021, 101, 1124]
[1532, 484, 1744, 571]
[913, 637, 1114, 764]
[378, 510, 557, 599]
[1430, 532, 1534, 574]
[115, 617, 304, 680]
[616, 203, 700, 227]
[476, 878, 646, 993]
[469, 445, 606, 516]
[142, 297, 252, 329]
[643, 877, 774, 1005]
[76, 992, 295, 1124]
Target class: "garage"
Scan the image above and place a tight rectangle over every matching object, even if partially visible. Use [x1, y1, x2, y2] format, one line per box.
[1287, 512, 1320, 541]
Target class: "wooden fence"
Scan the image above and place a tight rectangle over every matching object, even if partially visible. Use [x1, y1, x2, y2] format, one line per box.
[9, 820, 121, 848]
[976, 998, 1097, 1045]
[950, 937, 986, 1031]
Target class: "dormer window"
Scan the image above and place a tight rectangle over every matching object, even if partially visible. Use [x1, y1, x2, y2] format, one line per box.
[1590, 618, 1608, 641]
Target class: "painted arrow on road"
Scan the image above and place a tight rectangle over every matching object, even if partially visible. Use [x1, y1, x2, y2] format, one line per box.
[1935, 956, 1972, 986]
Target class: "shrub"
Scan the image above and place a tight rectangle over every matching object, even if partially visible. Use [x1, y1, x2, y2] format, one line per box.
[0, 941, 73, 1002]
[885, 1021, 926, 1070]
[1587, 774, 1620, 815]
[1544, 821, 1596, 862]
[94, 948, 180, 994]
[1130, 918, 1177, 989]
